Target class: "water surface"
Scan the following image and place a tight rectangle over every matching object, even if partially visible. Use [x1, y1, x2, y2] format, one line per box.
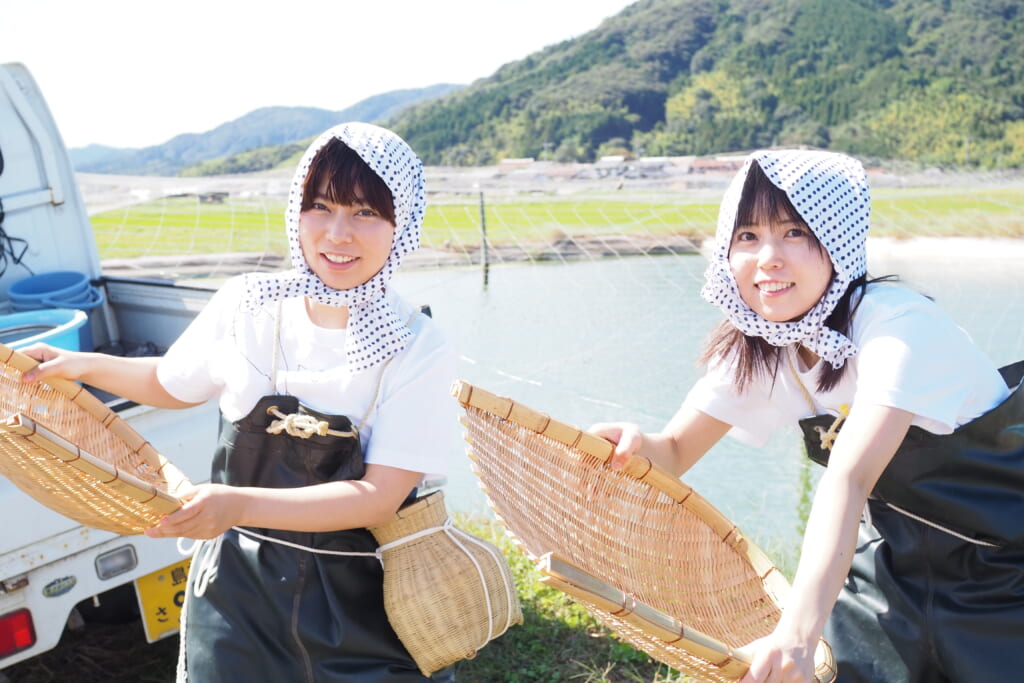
[393, 243, 1024, 560]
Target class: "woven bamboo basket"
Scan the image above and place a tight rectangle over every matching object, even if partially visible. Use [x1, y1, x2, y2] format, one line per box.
[369, 489, 522, 676]
[0, 342, 190, 534]
[452, 380, 836, 683]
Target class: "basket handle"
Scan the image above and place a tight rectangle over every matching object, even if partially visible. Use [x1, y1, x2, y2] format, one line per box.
[538, 553, 836, 682]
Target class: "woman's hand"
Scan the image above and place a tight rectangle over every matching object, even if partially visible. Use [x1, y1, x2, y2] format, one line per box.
[592, 408, 729, 477]
[739, 632, 817, 683]
[19, 343, 90, 384]
[20, 342, 199, 409]
[146, 484, 245, 540]
[589, 421, 644, 469]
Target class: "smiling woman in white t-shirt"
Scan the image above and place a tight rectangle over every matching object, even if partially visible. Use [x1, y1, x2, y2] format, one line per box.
[21, 123, 457, 682]
[593, 150, 1022, 683]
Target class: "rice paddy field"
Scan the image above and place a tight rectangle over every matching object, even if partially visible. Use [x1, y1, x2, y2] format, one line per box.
[85, 165, 1024, 272]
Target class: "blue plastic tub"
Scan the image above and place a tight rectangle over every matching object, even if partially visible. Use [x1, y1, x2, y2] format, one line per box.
[0, 308, 88, 351]
[6, 271, 102, 350]
[7, 271, 92, 309]
[43, 285, 105, 311]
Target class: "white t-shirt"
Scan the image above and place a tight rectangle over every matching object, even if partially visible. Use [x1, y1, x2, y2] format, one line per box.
[684, 284, 1010, 448]
[157, 276, 458, 476]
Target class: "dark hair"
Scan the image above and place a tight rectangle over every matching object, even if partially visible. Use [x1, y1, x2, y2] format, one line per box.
[702, 160, 886, 393]
[701, 275, 884, 393]
[735, 161, 828, 260]
[301, 138, 395, 224]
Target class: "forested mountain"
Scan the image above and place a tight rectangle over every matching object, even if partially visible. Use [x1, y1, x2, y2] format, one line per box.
[71, 84, 462, 176]
[387, 0, 1024, 168]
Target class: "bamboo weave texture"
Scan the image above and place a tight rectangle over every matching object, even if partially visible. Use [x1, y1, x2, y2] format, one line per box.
[0, 343, 189, 534]
[453, 380, 801, 682]
[370, 490, 522, 675]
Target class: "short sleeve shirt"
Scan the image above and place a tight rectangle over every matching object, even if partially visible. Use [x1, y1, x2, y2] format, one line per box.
[157, 276, 458, 475]
[683, 284, 1010, 447]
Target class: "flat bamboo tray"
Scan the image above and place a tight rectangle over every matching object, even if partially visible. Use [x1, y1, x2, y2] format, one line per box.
[0, 343, 189, 534]
[452, 380, 836, 683]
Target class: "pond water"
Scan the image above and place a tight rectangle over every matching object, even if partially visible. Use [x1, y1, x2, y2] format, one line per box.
[392, 239, 1024, 564]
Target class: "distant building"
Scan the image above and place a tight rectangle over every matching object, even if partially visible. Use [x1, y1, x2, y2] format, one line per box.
[689, 156, 745, 174]
[497, 158, 535, 170]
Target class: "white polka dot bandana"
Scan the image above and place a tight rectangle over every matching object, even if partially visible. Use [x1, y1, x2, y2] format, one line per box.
[241, 122, 426, 372]
[701, 150, 870, 369]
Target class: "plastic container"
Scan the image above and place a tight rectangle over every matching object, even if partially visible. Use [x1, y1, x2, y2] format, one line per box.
[6, 271, 103, 350]
[7, 271, 92, 310]
[43, 285, 105, 311]
[0, 308, 88, 351]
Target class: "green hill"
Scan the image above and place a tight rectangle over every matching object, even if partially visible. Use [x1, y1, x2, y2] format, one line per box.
[386, 0, 1024, 168]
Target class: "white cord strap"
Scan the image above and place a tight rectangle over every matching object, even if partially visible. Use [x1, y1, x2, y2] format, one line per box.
[878, 501, 1002, 548]
[264, 306, 417, 440]
[171, 513, 515, 679]
[232, 525, 378, 557]
[174, 535, 224, 683]
[177, 535, 227, 598]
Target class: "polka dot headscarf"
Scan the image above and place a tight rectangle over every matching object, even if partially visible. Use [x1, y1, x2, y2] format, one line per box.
[241, 122, 426, 372]
[701, 150, 870, 369]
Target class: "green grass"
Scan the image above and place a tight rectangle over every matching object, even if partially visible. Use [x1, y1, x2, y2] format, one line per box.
[90, 197, 284, 260]
[88, 187, 1024, 262]
[451, 516, 688, 683]
[870, 187, 1024, 238]
[421, 200, 721, 247]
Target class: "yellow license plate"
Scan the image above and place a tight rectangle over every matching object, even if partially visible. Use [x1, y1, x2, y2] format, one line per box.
[134, 558, 192, 642]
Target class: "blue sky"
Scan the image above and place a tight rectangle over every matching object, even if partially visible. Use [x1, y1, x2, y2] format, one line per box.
[1, 0, 636, 149]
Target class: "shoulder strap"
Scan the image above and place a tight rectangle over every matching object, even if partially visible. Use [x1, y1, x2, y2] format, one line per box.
[270, 299, 283, 392]
[355, 308, 421, 432]
[271, 302, 421, 431]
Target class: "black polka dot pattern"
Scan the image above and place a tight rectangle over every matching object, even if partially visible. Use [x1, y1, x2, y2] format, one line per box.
[239, 123, 426, 372]
[700, 150, 870, 369]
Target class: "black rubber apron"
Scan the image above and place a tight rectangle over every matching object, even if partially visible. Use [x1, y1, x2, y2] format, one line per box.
[181, 394, 452, 682]
[800, 361, 1024, 682]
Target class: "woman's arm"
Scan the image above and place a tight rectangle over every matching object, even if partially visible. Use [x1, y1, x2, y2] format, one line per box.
[19, 344, 201, 409]
[741, 403, 914, 683]
[145, 463, 423, 539]
[592, 406, 731, 475]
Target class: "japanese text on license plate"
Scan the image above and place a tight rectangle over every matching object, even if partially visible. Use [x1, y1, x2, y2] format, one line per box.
[134, 558, 191, 642]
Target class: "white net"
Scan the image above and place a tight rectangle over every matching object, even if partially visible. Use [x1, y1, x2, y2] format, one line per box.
[80, 159, 1024, 559]
[83, 158, 1024, 370]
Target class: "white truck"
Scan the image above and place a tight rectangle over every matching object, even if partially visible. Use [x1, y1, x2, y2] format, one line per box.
[0, 62, 220, 670]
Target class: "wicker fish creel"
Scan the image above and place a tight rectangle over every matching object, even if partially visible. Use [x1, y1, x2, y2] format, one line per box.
[451, 380, 836, 683]
[0, 343, 190, 535]
[369, 490, 522, 676]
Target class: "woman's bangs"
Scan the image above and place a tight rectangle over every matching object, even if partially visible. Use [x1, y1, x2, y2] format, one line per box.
[303, 140, 396, 223]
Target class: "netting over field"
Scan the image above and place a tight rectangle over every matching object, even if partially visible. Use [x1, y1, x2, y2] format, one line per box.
[83, 160, 1024, 411]
[83, 160, 1024, 282]
[78, 159, 1024, 558]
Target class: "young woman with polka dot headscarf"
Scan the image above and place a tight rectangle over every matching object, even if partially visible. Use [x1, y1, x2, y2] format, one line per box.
[592, 150, 1024, 682]
[22, 123, 458, 681]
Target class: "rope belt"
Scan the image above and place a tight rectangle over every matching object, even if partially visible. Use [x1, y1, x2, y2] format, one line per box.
[264, 405, 357, 439]
[813, 404, 849, 451]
